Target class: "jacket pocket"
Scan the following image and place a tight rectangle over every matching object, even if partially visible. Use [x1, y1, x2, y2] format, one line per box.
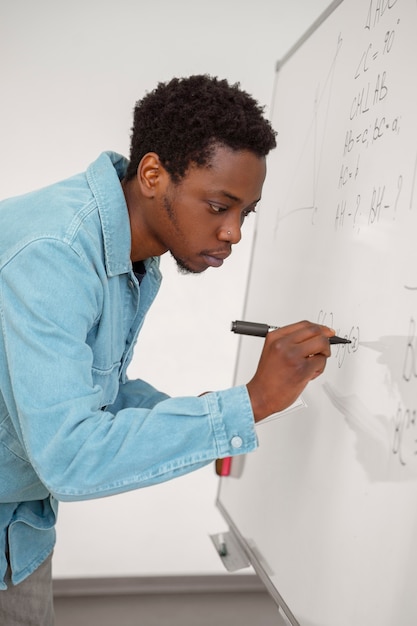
[91, 362, 121, 408]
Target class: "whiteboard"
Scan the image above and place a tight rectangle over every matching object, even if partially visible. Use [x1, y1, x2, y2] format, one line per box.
[217, 1, 417, 625]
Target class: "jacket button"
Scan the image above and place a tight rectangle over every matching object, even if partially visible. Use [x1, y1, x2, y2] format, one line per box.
[231, 436, 243, 449]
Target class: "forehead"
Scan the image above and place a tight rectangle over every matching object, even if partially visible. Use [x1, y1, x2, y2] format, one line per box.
[182, 145, 266, 202]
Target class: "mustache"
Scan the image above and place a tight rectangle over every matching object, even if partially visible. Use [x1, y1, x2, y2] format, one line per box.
[200, 245, 231, 257]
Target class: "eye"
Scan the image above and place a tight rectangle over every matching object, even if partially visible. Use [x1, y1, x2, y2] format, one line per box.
[241, 206, 257, 222]
[208, 203, 228, 214]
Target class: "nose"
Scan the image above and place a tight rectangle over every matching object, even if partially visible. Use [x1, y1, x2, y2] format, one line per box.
[218, 225, 241, 245]
[217, 214, 242, 245]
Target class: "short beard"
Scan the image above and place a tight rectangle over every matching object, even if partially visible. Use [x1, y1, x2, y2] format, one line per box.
[170, 252, 200, 275]
[164, 194, 205, 275]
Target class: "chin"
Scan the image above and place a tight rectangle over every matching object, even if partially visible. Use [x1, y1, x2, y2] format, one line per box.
[172, 253, 205, 275]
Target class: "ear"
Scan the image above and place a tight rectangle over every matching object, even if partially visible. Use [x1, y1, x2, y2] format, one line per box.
[137, 152, 168, 198]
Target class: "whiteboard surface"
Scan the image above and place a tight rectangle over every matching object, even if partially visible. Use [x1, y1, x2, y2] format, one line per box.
[217, 1, 417, 624]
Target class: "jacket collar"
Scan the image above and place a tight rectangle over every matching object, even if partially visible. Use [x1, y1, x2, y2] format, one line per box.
[86, 151, 132, 277]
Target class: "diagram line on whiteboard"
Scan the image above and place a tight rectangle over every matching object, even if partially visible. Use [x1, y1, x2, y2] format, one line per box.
[274, 32, 343, 233]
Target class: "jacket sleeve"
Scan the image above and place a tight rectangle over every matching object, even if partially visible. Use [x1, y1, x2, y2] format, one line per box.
[0, 239, 258, 502]
[107, 378, 171, 411]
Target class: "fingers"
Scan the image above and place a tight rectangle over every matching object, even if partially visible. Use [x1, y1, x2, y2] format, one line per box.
[306, 353, 328, 380]
[269, 319, 335, 341]
[267, 320, 334, 359]
[247, 320, 335, 422]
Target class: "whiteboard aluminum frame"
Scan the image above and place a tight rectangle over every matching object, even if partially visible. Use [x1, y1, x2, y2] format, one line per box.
[217, 499, 299, 625]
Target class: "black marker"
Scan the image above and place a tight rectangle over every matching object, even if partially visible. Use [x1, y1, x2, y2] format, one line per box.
[231, 320, 351, 345]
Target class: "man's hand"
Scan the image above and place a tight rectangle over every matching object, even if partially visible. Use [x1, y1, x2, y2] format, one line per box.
[246, 320, 335, 422]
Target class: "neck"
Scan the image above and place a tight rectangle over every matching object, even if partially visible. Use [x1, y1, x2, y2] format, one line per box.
[121, 177, 167, 262]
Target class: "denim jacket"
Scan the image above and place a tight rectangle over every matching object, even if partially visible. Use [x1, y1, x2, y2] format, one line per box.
[0, 152, 257, 587]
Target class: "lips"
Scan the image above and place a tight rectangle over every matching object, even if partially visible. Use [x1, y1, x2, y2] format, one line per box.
[202, 251, 230, 268]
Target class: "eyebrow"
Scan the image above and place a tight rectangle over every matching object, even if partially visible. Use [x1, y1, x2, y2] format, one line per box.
[219, 191, 262, 205]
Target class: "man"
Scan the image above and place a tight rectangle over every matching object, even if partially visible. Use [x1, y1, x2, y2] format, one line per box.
[0, 75, 334, 624]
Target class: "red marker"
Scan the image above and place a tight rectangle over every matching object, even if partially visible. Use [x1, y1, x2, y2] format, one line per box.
[215, 457, 232, 476]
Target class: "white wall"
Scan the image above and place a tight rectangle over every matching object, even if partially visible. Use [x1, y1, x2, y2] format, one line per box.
[1, 0, 330, 578]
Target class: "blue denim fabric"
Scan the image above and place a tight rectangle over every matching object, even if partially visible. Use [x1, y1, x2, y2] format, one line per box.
[0, 152, 257, 587]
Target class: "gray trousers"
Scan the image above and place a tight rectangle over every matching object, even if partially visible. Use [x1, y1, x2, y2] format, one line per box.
[0, 553, 54, 626]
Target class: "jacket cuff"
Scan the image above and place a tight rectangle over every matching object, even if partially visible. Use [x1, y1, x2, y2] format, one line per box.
[206, 385, 258, 457]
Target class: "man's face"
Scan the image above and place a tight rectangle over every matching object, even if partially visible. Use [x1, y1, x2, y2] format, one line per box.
[155, 145, 266, 274]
